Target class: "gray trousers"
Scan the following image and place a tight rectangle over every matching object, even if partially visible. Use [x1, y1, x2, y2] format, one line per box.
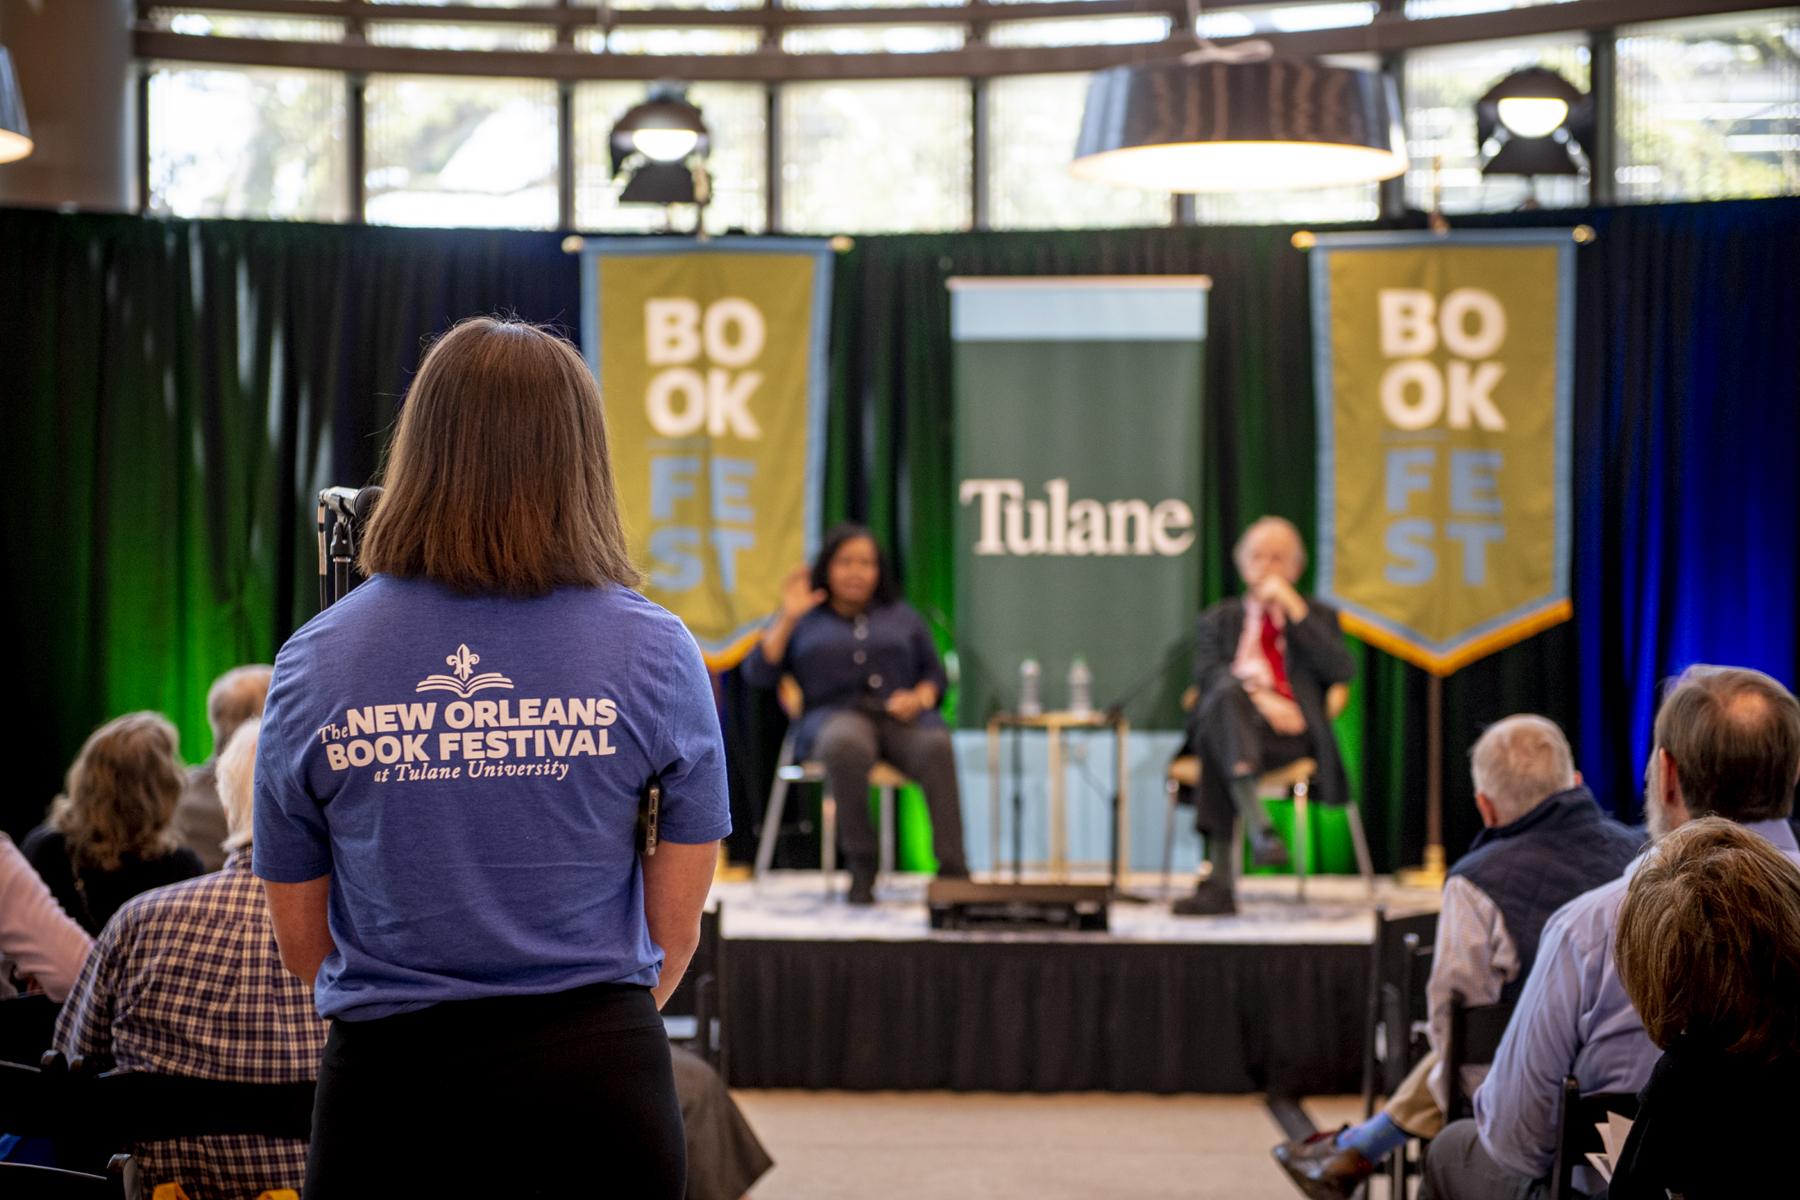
[1419, 1119, 1547, 1200]
[812, 709, 968, 875]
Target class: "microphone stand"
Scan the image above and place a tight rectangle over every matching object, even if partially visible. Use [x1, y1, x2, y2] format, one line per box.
[1099, 637, 1195, 905]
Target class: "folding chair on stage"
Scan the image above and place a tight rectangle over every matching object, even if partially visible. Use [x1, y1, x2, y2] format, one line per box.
[753, 677, 908, 888]
[1161, 682, 1374, 900]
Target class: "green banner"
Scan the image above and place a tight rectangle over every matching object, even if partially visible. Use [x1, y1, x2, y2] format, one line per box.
[581, 239, 833, 670]
[1312, 231, 1574, 676]
[950, 278, 1208, 728]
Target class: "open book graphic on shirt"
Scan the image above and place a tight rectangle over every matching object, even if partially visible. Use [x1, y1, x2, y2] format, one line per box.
[415, 672, 515, 698]
[1584, 1112, 1636, 1184]
[415, 644, 515, 698]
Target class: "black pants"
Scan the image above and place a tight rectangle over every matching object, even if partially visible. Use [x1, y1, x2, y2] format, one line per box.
[1190, 685, 1313, 890]
[812, 709, 969, 875]
[306, 982, 684, 1199]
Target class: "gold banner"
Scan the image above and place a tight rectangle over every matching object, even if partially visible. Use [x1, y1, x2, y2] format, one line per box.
[587, 244, 830, 670]
[1314, 233, 1574, 676]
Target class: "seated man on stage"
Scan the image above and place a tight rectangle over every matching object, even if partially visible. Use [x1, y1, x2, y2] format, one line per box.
[1270, 715, 1643, 1198]
[1173, 516, 1353, 917]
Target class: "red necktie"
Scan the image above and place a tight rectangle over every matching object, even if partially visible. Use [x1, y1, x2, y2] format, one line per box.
[1261, 612, 1294, 700]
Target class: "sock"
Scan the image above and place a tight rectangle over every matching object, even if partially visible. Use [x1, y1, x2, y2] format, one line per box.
[1334, 1111, 1407, 1162]
[1229, 774, 1274, 838]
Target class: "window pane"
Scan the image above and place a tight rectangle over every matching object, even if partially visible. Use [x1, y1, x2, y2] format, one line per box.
[574, 82, 767, 234]
[783, 0, 962, 8]
[1617, 11, 1800, 202]
[366, 22, 557, 50]
[147, 65, 348, 221]
[607, 0, 764, 11]
[988, 16, 1168, 47]
[779, 80, 971, 233]
[367, 0, 537, 6]
[149, 8, 345, 40]
[783, 25, 963, 53]
[987, 73, 1172, 229]
[1189, 184, 1380, 224]
[1404, 0, 1574, 16]
[587, 28, 764, 54]
[1196, 3, 1376, 37]
[1403, 36, 1591, 213]
[365, 76, 559, 229]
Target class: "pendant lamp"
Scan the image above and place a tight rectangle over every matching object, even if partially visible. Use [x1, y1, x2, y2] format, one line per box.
[1072, 49, 1406, 193]
[0, 47, 31, 165]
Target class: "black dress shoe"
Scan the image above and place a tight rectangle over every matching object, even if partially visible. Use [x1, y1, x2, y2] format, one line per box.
[1272, 1127, 1375, 1199]
[1170, 883, 1237, 917]
[936, 862, 970, 881]
[1251, 829, 1292, 869]
[846, 872, 877, 906]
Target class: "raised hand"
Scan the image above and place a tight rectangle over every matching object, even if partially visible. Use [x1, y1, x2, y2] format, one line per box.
[780, 565, 827, 623]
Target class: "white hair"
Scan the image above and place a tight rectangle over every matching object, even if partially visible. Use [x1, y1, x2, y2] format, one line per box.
[1470, 714, 1577, 823]
[1233, 516, 1308, 577]
[215, 717, 261, 852]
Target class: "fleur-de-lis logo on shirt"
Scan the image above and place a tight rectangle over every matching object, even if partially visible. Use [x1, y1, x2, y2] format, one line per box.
[447, 644, 480, 681]
[417, 644, 514, 698]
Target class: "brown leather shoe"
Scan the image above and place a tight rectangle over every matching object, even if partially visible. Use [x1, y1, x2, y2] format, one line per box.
[1271, 1127, 1376, 1200]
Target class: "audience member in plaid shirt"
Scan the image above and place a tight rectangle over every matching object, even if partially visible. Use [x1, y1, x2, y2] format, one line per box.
[55, 714, 326, 1199]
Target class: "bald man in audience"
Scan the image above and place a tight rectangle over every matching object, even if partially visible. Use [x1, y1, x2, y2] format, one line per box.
[1420, 665, 1800, 1200]
[173, 664, 272, 871]
[1273, 715, 1643, 1198]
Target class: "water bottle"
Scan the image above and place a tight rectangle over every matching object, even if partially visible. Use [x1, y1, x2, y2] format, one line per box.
[1068, 657, 1093, 717]
[1019, 658, 1042, 717]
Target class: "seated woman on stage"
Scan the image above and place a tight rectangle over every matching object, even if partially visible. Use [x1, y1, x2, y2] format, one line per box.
[742, 523, 969, 904]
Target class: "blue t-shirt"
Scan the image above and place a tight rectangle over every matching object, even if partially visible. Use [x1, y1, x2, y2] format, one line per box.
[253, 574, 731, 1022]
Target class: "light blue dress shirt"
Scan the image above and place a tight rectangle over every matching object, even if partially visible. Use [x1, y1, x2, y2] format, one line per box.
[1472, 817, 1800, 1180]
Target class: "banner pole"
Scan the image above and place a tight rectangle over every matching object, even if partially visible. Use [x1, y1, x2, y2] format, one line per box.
[1399, 673, 1449, 888]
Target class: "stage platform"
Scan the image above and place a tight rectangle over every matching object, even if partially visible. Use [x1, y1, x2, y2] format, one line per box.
[712, 872, 1438, 1096]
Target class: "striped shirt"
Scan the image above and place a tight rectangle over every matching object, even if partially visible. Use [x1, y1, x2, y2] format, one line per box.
[54, 851, 327, 1199]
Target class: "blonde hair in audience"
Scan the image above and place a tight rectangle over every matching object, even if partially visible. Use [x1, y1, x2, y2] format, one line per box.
[206, 664, 272, 753]
[50, 711, 186, 872]
[1615, 816, 1800, 1062]
[215, 717, 260, 853]
[1469, 715, 1576, 823]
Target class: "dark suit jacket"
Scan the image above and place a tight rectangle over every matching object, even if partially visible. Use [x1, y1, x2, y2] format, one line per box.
[1182, 595, 1356, 834]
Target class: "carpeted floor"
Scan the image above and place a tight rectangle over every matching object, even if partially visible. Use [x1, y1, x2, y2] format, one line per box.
[732, 1089, 1365, 1199]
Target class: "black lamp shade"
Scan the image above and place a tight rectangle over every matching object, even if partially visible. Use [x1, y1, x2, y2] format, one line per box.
[0, 47, 31, 165]
[1072, 58, 1406, 192]
[620, 160, 698, 206]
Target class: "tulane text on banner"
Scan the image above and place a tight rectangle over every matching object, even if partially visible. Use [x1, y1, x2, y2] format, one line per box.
[949, 277, 1208, 728]
[581, 240, 832, 671]
[1311, 231, 1575, 676]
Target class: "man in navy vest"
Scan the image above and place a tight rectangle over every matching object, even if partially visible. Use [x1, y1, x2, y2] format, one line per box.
[1273, 715, 1643, 1198]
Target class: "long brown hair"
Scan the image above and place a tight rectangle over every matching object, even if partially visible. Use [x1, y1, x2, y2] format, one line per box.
[360, 317, 640, 595]
[1616, 816, 1800, 1061]
[49, 711, 186, 872]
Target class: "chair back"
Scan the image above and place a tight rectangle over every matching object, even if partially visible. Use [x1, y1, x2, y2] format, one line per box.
[1550, 1076, 1639, 1200]
[0, 995, 59, 1067]
[0, 1052, 313, 1172]
[0, 1161, 123, 1199]
[1379, 933, 1435, 1095]
[1361, 908, 1438, 1113]
[662, 906, 727, 1079]
[1443, 996, 1516, 1120]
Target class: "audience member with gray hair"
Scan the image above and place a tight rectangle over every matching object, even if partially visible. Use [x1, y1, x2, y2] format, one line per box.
[1274, 715, 1643, 1198]
[173, 664, 273, 871]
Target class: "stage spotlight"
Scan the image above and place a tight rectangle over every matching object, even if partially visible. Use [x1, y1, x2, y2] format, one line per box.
[1476, 67, 1591, 181]
[610, 82, 710, 216]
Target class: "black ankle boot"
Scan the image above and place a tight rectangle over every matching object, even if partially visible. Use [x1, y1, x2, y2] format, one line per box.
[846, 865, 877, 906]
[1171, 879, 1237, 916]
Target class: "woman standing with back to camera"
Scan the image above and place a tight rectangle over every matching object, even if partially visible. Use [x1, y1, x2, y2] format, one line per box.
[254, 318, 729, 1197]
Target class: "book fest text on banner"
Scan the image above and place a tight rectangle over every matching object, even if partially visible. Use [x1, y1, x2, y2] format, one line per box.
[581, 240, 833, 670]
[1311, 231, 1576, 676]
